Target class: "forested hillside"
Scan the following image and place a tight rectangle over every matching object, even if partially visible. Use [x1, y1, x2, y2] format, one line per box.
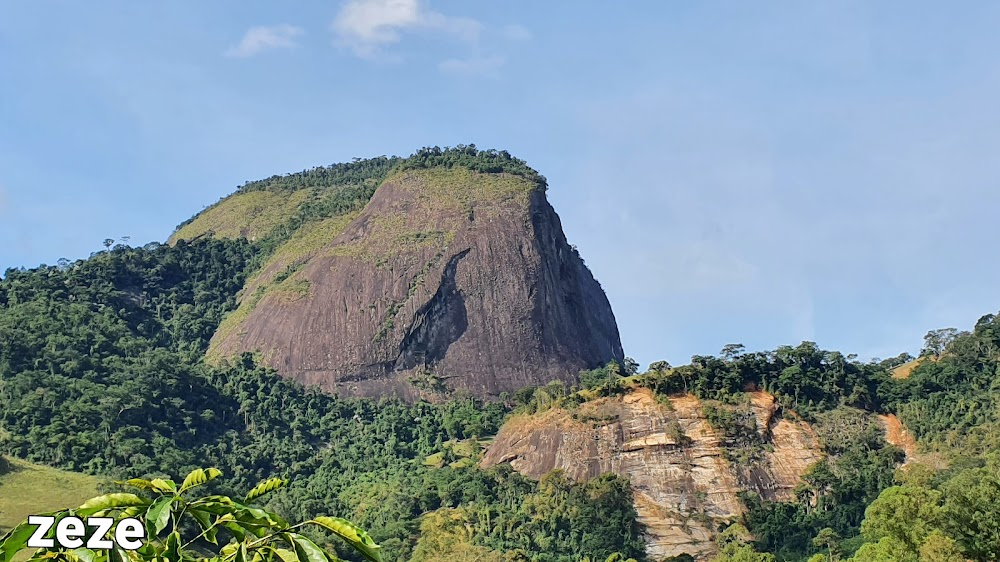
[2, 148, 1000, 562]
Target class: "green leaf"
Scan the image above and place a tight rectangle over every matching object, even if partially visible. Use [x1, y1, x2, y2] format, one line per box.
[287, 534, 327, 562]
[135, 543, 157, 559]
[149, 479, 177, 494]
[120, 506, 144, 519]
[306, 517, 381, 562]
[145, 496, 175, 537]
[189, 509, 217, 545]
[116, 479, 156, 492]
[0, 521, 38, 562]
[223, 522, 247, 542]
[164, 532, 181, 561]
[109, 548, 130, 562]
[271, 548, 298, 562]
[207, 514, 235, 544]
[236, 505, 287, 529]
[188, 496, 237, 516]
[69, 548, 98, 562]
[244, 478, 287, 504]
[77, 494, 149, 517]
[179, 468, 223, 493]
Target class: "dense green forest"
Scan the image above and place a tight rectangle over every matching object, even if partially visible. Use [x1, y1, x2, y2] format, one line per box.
[3, 150, 1000, 562]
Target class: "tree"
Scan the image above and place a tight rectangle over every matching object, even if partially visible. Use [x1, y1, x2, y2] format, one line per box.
[721, 344, 746, 361]
[647, 360, 671, 373]
[940, 463, 1000, 560]
[103, 238, 115, 251]
[812, 528, 841, 561]
[918, 531, 964, 562]
[623, 357, 639, 376]
[921, 328, 958, 357]
[848, 536, 915, 562]
[860, 485, 943, 555]
[712, 524, 775, 562]
[0, 468, 382, 562]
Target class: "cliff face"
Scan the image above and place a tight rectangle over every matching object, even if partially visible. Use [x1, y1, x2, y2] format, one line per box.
[480, 389, 823, 560]
[208, 167, 623, 398]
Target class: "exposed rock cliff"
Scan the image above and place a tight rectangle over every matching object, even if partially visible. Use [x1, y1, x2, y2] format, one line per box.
[480, 389, 823, 560]
[204, 166, 623, 398]
[879, 413, 947, 470]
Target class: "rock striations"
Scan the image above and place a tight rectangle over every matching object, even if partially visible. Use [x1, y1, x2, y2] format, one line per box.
[480, 389, 824, 560]
[179, 156, 624, 399]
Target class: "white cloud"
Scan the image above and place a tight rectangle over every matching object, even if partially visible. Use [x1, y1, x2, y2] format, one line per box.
[332, 0, 481, 57]
[501, 24, 532, 42]
[438, 55, 504, 78]
[225, 25, 304, 58]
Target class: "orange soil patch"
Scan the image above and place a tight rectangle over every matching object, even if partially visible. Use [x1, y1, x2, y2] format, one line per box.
[879, 414, 947, 469]
[891, 357, 925, 379]
[881, 414, 918, 459]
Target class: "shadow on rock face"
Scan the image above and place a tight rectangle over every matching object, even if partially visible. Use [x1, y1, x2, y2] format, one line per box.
[395, 248, 471, 371]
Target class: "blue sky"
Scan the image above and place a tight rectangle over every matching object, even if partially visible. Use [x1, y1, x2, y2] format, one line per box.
[3, 1, 1000, 368]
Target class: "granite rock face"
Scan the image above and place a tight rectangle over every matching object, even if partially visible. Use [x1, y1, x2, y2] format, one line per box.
[480, 389, 823, 560]
[209, 168, 624, 399]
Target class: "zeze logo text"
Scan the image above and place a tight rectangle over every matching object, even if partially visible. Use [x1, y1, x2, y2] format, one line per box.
[27, 516, 145, 550]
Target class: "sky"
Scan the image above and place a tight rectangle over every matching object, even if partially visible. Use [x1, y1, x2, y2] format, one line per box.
[3, 1, 1000, 369]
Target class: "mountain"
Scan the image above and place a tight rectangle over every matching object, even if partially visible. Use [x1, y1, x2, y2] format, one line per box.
[171, 146, 623, 399]
[4, 146, 1000, 562]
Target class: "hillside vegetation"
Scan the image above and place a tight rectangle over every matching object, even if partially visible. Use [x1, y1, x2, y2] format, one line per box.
[0, 456, 102, 534]
[1, 148, 999, 562]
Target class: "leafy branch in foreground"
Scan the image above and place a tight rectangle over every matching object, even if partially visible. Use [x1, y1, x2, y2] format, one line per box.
[0, 468, 381, 562]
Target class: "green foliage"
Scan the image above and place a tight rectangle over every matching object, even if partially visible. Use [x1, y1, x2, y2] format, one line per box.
[0, 468, 381, 562]
[579, 362, 624, 392]
[636, 342, 893, 419]
[891, 313, 1000, 452]
[406, 469, 645, 562]
[394, 145, 547, 191]
[711, 524, 776, 562]
[829, 447, 1000, 561]
[511, 381, 573, 415]
[848, 536, 915, 562]
[859, 486, 944, 553]
[237, 157, 402, 195]
[701, 402, 768, 467]
[917, 531, 964, 562]
[740, 408, 902, 561]
[0, 239, 255, 473]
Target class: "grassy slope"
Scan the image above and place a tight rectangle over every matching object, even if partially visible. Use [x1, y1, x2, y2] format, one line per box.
[169, 189, 312, 244]
[205, 212, 361, 362]
[0, 456, 102, 534]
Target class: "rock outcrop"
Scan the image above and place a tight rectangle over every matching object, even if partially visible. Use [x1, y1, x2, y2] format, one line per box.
[207, 167, 623, 399]
[480, 389, 823, 560]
